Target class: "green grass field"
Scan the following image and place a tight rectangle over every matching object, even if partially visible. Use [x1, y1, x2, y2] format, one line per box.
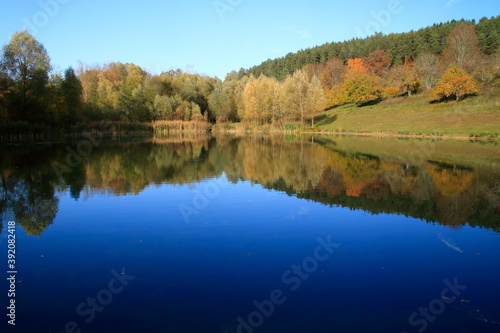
[313, 87, 500, 138]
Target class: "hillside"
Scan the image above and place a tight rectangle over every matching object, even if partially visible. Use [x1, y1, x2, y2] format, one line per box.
[313, 86, 500, 138]
[243, 16, 500, 80]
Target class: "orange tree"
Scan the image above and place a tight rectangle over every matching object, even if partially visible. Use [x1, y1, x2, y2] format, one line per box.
[430, 65, 479, 102]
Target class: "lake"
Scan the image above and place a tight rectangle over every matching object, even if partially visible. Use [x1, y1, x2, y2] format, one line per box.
[1, 134, 499, 333]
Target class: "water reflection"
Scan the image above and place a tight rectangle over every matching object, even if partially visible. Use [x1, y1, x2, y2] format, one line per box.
[1, 135, 499, 235]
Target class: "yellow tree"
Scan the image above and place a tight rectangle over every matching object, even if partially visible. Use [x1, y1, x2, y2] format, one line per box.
[325, 85, 351, 107]
[302, 63, 324, 81]
[242, 76, 259, 123]
[342, 73, 383, 105]
[280, 70, 325, 125]
[430, 65, 479, 101]
[255, 75, 277, 124]
[308, 76, 326, 127]
[292, 69, 310, 125]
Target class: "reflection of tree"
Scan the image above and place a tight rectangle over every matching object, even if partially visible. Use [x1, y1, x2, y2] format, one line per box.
[1, 136, 499, 233]
[1, 170, 58, 236]
[72, 137, 500, 230]
[425, 162, 476, 228]
[229, 138, 498, 230]
[83, 139, 223, 195]
[427, 162, 474, 198]
[0, 147, 64, 236]
[63, 163, 86, 200]
[13, 183, 58, 236]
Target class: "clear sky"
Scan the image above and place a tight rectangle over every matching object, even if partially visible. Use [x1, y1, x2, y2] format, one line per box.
[1, 0, 498, 78]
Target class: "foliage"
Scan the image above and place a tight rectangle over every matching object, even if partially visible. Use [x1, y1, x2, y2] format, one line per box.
[329, 73, 383, 106]
[362, 50, 391, 76]
[430, 65, 479, 101]
[346, 58, 368, 77]
[245, 16, 500, 80]
[1, 17, 499, 131]
[61, 67, 83, 124]
[0, 30, 51, 122]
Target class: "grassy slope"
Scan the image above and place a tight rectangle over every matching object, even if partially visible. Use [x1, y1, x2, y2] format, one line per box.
[314, 87, 500, 137]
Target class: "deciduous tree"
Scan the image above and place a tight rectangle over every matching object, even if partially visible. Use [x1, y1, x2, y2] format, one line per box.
[441, 23, 482, 74]
[362, 50, 391, 76]
[346, 58, 368, 78]
[386, 65, 421, 96]
[1, 30, 51, 121]
[415, 53, 439, 89]
[430, 65, 479, 101]
[320, 58, 346, 90]
[342, 73, 383, 105]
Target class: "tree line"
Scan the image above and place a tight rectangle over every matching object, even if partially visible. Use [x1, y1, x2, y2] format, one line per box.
[0, 16, 499, 129]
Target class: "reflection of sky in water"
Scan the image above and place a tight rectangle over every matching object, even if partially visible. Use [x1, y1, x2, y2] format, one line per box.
[1, 177, 499, 333]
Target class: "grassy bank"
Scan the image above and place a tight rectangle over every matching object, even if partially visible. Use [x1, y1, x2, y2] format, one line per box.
[313, 87, 500, 139]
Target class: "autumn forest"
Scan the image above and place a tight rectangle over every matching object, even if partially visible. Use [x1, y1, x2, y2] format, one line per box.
[0, 16, 499, 132]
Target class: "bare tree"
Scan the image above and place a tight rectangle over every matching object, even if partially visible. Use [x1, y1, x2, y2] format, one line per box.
[441, 23, 482, 74]
[415, 53, 439, 89]
[320, 58, 346, 90]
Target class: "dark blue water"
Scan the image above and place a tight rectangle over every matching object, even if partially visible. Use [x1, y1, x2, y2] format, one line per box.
[1, 136, 499, 333]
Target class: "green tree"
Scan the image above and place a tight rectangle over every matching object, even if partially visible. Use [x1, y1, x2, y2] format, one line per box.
[0, 71, 9, 119]
[61, 67, 83, 124]
[119, 64, 149, 121]
[1, 30, 51, 121]
[151, 95, 175, 120]
[223, 74, 248, 122]
[208, 81, 227, 122]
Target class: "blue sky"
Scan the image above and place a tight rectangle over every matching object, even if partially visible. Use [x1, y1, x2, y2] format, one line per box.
[1, 0, 498, 78]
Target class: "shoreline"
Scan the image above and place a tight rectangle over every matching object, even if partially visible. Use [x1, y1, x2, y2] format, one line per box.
[1, 122, 498, 144]
[211, 127, 499, 142]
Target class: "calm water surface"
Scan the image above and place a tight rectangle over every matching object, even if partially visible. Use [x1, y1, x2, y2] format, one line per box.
[1, 135, 499, 333]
